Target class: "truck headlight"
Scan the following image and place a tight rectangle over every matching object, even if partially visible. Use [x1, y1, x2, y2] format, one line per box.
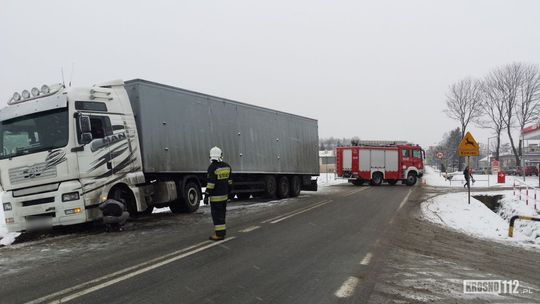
[65, 208, 81, 215]
[3, 202, 12, 211]
[62, 192, 80, 202]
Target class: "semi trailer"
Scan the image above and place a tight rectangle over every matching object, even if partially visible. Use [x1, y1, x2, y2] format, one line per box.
[0, 79, 319, 232]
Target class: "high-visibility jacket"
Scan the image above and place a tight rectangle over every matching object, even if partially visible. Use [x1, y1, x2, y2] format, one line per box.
[206, 160, 232, 202]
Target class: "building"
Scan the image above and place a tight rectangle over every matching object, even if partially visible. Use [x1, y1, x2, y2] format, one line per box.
[319, 150, 336, 173]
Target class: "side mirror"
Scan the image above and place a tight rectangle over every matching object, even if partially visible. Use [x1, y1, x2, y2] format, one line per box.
[80, 132, 93, 144]
[79, 115, 91, 133]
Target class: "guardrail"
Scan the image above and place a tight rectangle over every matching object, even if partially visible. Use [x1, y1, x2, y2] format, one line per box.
[513, 178, 539, 210]
[444, 174, 489, 186]
[508, 215, 540, 237]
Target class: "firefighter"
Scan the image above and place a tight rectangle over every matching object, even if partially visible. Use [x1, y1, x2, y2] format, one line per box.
[204, 146, 233, 241]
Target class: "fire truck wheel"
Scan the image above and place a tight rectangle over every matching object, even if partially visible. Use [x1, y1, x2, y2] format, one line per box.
[277, 176, 290, 199]
[289, 176, 302, 197]
[406, 173, 417, 186]
[371, 172, 383, 186]
[387, 180, 398, 186]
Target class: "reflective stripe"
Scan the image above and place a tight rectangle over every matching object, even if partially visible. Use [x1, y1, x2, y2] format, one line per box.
[228, 180, 233, 185]
[215, 167, 231, 180]
[207, 183, 215, 189]
[214, 224, 226, 231]
[210, 195, 228, 202]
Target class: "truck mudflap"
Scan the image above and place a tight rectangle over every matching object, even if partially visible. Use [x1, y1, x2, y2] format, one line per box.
[301, 177, 318, 192]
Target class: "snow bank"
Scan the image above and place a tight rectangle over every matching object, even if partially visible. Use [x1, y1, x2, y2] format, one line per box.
[318, 172, 348, 187]
[497, 192, 540, 243]
[0, 211, 20, 246]
[422, 191, 540, 250]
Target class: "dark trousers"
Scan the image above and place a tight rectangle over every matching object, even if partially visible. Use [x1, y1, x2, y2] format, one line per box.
[210, 201, 227, 237]
[464, 177, 470, 187]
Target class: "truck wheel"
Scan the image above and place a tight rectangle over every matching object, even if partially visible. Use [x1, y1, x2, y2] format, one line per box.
[109, 186, 137, 217]
[180, 181, 201, 213]
[264, 175, 277, 198]
[405, 173, 417, 186]
[388, 180, 398, 186]
[140, 206, 154, 215]
[289, 176, 301, 197]
[277, 176, 290, 199]
[371, 172, 383, 186]
[352, 179, 364, 186]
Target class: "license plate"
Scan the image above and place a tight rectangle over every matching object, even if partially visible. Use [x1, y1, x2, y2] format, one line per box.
[27, 217, 53, 230]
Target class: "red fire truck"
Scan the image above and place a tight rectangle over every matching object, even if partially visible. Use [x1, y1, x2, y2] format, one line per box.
[336, 141, 424, 186]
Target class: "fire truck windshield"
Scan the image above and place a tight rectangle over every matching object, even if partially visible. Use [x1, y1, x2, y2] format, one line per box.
[0, 108, 68, 160]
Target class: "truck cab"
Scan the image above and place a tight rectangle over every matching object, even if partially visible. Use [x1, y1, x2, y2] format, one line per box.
[0, 81, 144, 232]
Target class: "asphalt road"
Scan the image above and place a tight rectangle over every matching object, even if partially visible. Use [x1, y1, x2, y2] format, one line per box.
[0, 184, 413, 304]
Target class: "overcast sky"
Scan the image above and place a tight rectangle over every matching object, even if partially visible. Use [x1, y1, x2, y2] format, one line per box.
[1, 0, 539, 148]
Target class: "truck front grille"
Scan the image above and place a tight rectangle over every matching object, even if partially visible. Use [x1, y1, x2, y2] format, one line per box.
[22, 197, 55, 207]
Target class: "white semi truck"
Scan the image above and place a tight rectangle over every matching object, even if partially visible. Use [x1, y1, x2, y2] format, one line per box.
[0, 79, 319, 232]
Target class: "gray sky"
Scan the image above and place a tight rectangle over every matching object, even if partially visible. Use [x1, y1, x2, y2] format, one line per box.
[1, 0, 539, 148]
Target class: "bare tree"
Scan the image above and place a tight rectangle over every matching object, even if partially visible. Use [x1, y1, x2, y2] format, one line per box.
[444, 78, 483, 169]
[515, 64, 540, 157]
[445, 78, 483, 139]
[478, 75, 506, 161]
[490, 63, 525, 166]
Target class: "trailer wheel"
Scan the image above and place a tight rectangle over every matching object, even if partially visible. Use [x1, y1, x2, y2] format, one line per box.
[109, 185, 138, 217]
[289, 176, 301, 197]
[371, 172, 383, 186]
[264, 175, 277, 198]
[405, 172, 417, 186]
[352, 179, 364, 186]
[387, 180, 398, 186]
[181, 181, 201, 212]
[277, 176, 290, 199]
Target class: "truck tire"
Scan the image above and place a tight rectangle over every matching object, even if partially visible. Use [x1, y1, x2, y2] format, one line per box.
[387, 180, 398, 186]
[352, 179, 364, 186]
[109, 185, 137, 217]
[371, 172, 383, 186]
[289, 176, 301, 197]
[277, 176, 290, 199]
[181, 181, 201, 212]
[264, 175, 277, 198]
[405, 172, 417, 186]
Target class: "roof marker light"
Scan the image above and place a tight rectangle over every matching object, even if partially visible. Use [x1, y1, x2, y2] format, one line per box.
[12, 92, 21, 102]
[21, 90, 31, 99]
[41, 85, 50, 94]
[31, 87, 40, 97]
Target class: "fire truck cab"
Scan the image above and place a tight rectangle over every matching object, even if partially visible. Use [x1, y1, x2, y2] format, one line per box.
[336, 141, 424, 186]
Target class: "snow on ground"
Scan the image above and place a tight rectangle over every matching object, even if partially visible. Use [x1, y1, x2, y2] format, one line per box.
[317, 172, 348, 187]
[0, 211, 20, 246]
[424, 165, 540, 188]
[422, 191, 540, 250]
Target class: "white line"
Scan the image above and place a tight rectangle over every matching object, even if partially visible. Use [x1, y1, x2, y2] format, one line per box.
[270, 200, 332, 224]
[397, 189, 413, 211]
[26, 238, 235, 304]
[334, 276, 360, 298]
[238, 225, 261, 233]
[360, 252, 373, 265]
[261, 200, 328, 223]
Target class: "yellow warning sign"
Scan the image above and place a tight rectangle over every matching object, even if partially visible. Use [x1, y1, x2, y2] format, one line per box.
[458, 132, 480, 156]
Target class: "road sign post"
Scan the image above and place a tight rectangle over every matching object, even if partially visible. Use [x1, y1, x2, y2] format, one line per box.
[458, 132, 480, 205]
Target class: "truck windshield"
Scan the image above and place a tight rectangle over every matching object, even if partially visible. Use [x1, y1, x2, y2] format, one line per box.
[0, 108, 69, 160]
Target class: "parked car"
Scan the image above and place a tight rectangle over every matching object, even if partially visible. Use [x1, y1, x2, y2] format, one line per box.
[505, 167, 518, 175]
[516, 166, 539, 176]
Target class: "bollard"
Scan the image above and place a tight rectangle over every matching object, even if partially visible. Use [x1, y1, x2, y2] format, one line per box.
[526, 188, 529, 205]
[508, 215, 540, 237]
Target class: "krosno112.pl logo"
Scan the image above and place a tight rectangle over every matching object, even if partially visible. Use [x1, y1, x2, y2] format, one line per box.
[463, 280, 532, 294]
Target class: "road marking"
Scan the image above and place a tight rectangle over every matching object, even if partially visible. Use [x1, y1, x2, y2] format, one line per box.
[261, 200, 328, 223]
[25, 238, 235, 304]
[343, 187, 367, 197]
[269, 200, 332, 224]
[238, 225, 260, 233]
[397, 188, 413, 211]
[360, 252, 373, 265]
[334, 276, 360, 298]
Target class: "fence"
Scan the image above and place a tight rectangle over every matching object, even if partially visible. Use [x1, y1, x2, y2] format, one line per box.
[513, 178, 539, 210]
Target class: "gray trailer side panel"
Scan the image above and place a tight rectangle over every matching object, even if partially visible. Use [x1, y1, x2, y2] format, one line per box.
[125, 80, 319, 175]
